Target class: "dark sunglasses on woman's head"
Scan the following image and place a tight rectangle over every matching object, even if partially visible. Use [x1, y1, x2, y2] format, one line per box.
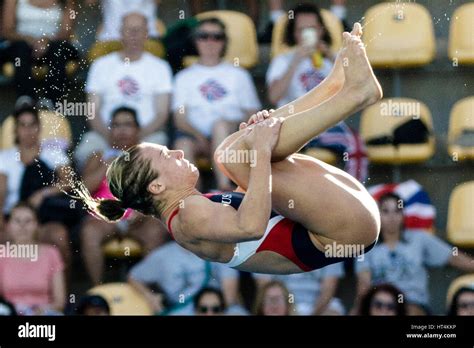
[195, 31, 226, 41]
[198, 305, 222, 314]
[372, 299, 396, 311]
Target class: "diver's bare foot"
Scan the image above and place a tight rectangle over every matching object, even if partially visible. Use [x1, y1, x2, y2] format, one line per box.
[326, 22, 364, 87]
[341, 23, 383, 108]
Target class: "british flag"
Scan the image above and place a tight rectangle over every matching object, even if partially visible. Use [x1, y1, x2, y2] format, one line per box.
[118, 76, 140, 96]
[307, 121, 369, 183]
[199, 79, 228, 102]
[299, 69, 326, 92]
[368, 180, 436, 231]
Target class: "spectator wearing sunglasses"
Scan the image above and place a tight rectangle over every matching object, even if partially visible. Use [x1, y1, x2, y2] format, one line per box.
[448, 286, 474, 316]
[358, 283, 406, 316]
[194, 287, 226, 316]
[172, 17, 261, 191]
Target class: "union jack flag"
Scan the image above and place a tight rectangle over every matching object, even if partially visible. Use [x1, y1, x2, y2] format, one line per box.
[118, 76, 140, 96]
[368, 180, 436, 231]
[199, 79, 228, 102]
[299, 69, 326, 92]
[307, 121, 369, 183]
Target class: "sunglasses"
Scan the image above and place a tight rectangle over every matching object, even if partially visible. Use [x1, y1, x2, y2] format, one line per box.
[195, 32, 226, 41]
[372, 300, 396, 311]
[198, 305, 222, 314]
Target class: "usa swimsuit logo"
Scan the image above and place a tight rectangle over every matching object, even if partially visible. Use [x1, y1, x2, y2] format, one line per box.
[118, 76, 140, 96]
[300, 69, 325, 92]
[199, 79, 227, 101]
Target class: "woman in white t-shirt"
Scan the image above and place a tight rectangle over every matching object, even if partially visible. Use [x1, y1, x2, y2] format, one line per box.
[267, 3, 336, 108]
[173, 18, 261, 190]
[0, 106, 71, 265]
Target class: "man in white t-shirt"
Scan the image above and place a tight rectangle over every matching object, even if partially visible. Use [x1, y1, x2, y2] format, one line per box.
[172, 18, 261, 190]
[75, 12, 172, 169]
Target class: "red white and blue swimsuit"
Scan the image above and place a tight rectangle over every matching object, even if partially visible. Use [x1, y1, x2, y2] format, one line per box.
[167, 192, 375, 272]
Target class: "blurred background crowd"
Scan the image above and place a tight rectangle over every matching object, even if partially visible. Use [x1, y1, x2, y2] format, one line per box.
[0, 0, 473, 316]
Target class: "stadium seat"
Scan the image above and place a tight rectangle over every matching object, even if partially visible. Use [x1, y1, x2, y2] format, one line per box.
[183, 10, 259, 69]
[446, 274, 474, 308]
[270, 9, 343, 58]
[448, 97, 474, 161]
[303, 147, 337, 165]
[447, 181, 474, 248]
[103, 237, 143, 259]
[2, 61, 79, 80]
[448, 3, 474, 65]
[88, 283, 153, 315]
[362, 2, 436, 68]
[359, 98, 435, 164]
[87, 19, 167, 62]
[0, 110, 72, 150]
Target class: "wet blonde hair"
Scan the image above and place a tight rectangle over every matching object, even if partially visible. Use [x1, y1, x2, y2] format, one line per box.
[74, 145, 163, 222]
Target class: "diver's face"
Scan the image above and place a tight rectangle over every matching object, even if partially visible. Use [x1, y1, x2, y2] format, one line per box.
[140, 143, 199, 191]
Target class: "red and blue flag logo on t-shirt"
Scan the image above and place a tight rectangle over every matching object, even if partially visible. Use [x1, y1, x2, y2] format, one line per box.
[199, 79, 227, 102]
[118, 76, 140, 96]
[299, 69, 325, 92]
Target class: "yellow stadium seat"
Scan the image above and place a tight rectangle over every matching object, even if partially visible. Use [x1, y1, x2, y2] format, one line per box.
[88, 283, 153, 315]
[446, 274, 474, 308]
[359, 98, 435, 164]
[2, 61, 79, 80]
[303, 147, 337, 165]
[103, 237, 143, 258]
[362, 2, 435, 68]
[448, 97, 474, 161]
[0, 110, 72, 150]
[447, 181, 474, 248]
[449, 3, 474, 65]
[88, 19, 167, 62]
[271, 9, 343, 59]
[183, 10, 259, 69]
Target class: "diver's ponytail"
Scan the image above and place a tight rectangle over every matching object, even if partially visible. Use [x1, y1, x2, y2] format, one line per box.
[96, 199, 126, 222]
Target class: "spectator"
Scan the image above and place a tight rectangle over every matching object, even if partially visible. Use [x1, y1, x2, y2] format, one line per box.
[266, 3, 367, 182]
[0, 104, 71, 264]
[87, 0, 161, 42]
[354, 192, 474, 315]
[128, 241, 242, 315]
[194, 287, 226, 316]
[173, 17, 261, 190]
[1, 0, 79, 103]
[448, 286, 474, 316]
[0, 202, 66, 315]
[255, 262, 345, 315]
[86, 0, 165, 61]
[75, 12, 172, 169]
[267, 3, 335, 108]
[75, 295, 110, 316]
[80, 106, 168, 285]
[254, 280, 294, 316]
[359, 283, 406, 316]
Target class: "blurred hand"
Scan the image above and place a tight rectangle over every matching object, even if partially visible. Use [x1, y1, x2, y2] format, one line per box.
[147, 293, 165, 314]
[28, 190, 47, 209]
[293, 44, 314, 64]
